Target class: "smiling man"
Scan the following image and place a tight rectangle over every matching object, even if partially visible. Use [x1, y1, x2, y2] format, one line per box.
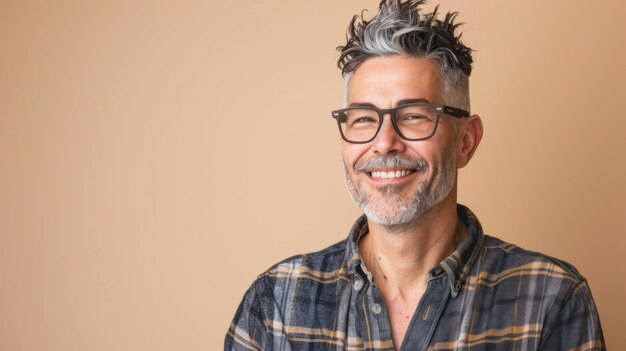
[225, 1, 605, 350]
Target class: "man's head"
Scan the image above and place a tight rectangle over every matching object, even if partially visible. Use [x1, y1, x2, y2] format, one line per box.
[334, 0, 482, 231]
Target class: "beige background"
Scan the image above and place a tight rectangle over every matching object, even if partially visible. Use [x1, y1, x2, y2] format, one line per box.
[1, 0, 624, 350]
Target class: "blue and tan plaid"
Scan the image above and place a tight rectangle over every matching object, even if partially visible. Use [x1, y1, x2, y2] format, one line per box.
[225, 205, 605, 350]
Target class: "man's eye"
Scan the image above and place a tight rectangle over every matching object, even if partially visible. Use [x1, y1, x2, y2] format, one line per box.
[398, 113, 436, 125]
[401, 114, 427, 120]
[348, 116, 377, 126]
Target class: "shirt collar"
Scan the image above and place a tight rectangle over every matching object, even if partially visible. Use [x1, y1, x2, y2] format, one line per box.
[344, 204, 484, 298]
[345, 214, 369, 275]
[440, 204, 484, 297]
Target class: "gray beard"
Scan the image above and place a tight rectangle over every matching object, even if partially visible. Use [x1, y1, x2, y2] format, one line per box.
[344, 151, 457, 233]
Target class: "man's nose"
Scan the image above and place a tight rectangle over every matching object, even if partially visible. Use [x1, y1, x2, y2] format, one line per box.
[371, 115, 406, 155]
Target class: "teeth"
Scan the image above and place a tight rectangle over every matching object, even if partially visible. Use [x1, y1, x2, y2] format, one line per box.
[370, 170, 413, 179]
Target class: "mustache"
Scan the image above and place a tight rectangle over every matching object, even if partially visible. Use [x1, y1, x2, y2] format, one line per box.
[354, 155, 427, 173]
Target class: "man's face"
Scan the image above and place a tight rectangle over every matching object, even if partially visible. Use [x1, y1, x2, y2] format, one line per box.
[342, 55, 459, 230]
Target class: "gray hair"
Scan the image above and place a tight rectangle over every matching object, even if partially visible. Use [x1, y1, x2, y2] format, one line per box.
[337, 0, 473, 112]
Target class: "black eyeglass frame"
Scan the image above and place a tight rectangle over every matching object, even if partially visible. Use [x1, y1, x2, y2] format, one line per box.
[331, 103, 470, 144]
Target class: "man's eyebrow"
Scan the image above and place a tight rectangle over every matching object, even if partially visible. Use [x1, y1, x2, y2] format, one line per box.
[396, 98, 431, 105]
[348, 98, 432, 108]
[348, 102, 377, 108]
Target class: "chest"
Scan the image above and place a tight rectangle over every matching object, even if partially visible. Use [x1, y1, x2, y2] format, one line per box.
[381, 290, 424, 349]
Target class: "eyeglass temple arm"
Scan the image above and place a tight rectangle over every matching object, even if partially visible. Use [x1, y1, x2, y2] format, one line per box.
[443, 105, 470, 118]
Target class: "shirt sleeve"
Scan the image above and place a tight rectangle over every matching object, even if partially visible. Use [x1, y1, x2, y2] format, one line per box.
[224, 281, 269, 351]
[538, 280, 606, 350]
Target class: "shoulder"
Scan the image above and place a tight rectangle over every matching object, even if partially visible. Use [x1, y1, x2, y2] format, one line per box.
[480, 234, 586, 285]
[251, 238, 352, 302]
[266, 238, 349, 276]
[472, 234, 591, 324]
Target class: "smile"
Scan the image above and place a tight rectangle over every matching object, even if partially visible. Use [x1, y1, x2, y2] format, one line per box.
[368, 169, 415, 179]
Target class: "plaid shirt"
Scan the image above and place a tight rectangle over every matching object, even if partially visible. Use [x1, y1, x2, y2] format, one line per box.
[225, 205, 605, 350]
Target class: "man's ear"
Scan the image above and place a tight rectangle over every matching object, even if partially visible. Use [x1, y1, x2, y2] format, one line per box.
[456, 114, 483, 168]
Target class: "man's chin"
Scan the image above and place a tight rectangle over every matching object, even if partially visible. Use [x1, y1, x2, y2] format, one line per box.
[360, 200, 419, 226]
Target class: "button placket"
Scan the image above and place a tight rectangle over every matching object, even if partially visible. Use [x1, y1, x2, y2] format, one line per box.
[399, 275, 451, 351]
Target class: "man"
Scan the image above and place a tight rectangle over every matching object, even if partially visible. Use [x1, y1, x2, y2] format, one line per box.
[225, 1, 605, 350]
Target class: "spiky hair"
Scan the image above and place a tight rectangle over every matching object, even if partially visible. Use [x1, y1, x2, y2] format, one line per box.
[337, 0, 473, 76]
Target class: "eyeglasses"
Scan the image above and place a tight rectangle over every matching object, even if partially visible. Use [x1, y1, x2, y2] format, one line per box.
[331, 102, 470, 144]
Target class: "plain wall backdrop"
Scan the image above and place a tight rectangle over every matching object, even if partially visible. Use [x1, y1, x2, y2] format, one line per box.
[1, 0, 624, 350]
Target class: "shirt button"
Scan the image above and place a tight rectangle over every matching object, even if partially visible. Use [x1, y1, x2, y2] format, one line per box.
[353, 279, 364, 291]
[371, 303, 382, 315]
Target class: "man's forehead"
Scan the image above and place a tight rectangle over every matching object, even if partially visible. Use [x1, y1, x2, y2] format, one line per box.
[347, 55, 444, 106]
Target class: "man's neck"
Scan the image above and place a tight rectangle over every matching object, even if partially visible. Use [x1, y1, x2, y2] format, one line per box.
[358, 196, 466, 294]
